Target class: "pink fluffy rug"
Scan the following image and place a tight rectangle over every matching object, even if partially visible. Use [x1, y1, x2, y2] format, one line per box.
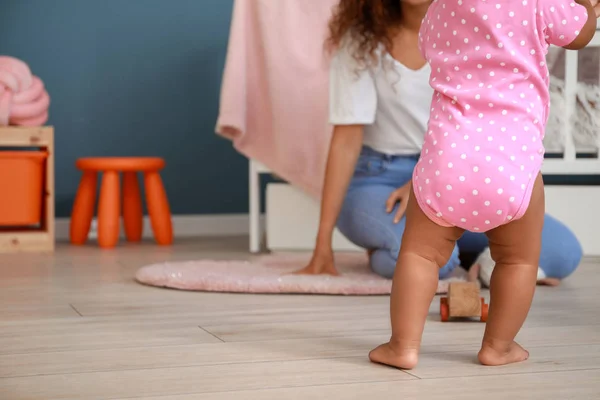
[135, 252, 467, 295]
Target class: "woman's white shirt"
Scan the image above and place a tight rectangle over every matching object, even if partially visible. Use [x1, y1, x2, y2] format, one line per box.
[328, 40, 433, 155]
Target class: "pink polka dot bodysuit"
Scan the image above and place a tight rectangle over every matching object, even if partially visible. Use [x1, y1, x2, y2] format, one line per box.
[414, 0, 588, 232]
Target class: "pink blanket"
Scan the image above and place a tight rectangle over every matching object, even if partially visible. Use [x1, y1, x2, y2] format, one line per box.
[0, 56, 50, 127]
[215, 0, 339, 197]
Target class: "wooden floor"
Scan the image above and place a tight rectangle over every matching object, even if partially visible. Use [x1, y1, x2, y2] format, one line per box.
[0, 236, 599, 400]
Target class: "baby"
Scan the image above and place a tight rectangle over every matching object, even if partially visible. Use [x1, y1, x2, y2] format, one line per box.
[370, 0, 600, 368]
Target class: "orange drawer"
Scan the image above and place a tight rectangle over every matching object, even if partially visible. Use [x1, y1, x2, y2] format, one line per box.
[0, 151, 47, 226]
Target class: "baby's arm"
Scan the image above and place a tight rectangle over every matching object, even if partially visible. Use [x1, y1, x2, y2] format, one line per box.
[565, 0, 600, 49]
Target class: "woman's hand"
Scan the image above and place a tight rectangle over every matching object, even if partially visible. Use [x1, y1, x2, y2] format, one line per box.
[586, 0, 600, 16]
[386, 181, 411, 223]
[293, 246, 339, 276]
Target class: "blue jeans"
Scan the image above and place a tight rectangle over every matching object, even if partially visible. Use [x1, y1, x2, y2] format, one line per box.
[336, 146, 583, 280]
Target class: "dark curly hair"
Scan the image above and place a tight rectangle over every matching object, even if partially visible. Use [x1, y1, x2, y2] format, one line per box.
[326, 0, 404, 69]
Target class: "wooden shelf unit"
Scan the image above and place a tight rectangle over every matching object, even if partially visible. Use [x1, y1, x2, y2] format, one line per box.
[0, 126, 54, 253]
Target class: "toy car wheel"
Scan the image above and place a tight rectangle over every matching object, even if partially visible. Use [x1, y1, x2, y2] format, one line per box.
[480, 298, 489, 322]
[440, 302, 450, 322]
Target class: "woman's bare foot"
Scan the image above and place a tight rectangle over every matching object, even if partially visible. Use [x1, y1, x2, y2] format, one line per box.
[368, 342, 419, 370]
[467, 263, 481, 283]
[478, 340, 529, 366]
[537, 277, 561, 286]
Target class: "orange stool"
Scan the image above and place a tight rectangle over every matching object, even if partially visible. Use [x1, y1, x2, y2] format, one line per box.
[70, 157, 173, 248]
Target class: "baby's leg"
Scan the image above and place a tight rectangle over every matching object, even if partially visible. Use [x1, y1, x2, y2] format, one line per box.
[369, 189, 463, 369]
[478, 173, 545, 366]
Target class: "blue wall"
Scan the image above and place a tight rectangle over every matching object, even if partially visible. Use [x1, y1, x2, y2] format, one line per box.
[0, 0, 252, 217]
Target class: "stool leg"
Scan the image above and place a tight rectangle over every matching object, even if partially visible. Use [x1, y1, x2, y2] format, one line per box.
[144, 171, 173, 245]
[122, 172, 143, 242]
[98, 171, 120, 248]
[70, 171, 98, 245]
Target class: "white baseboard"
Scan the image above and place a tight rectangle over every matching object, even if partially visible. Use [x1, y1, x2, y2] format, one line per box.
[53, 182, 600, 257]
[54, 214, 263, 241]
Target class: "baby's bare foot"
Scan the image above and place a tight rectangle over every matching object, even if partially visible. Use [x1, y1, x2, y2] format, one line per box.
[369, 342, 419, 370]
[478, 340, 529, 366]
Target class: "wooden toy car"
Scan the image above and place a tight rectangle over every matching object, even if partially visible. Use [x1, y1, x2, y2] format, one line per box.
[440, 282, 488, 322]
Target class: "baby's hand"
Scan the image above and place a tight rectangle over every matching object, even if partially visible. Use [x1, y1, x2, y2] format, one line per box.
[589, 0, 600, 17]
[580, 0, 600, 17]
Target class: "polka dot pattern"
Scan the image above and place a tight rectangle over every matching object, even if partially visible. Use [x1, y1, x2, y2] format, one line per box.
[414, 0, 588, 232]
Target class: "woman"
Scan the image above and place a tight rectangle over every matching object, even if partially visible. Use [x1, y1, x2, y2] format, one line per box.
[295, 0, 582, 285]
